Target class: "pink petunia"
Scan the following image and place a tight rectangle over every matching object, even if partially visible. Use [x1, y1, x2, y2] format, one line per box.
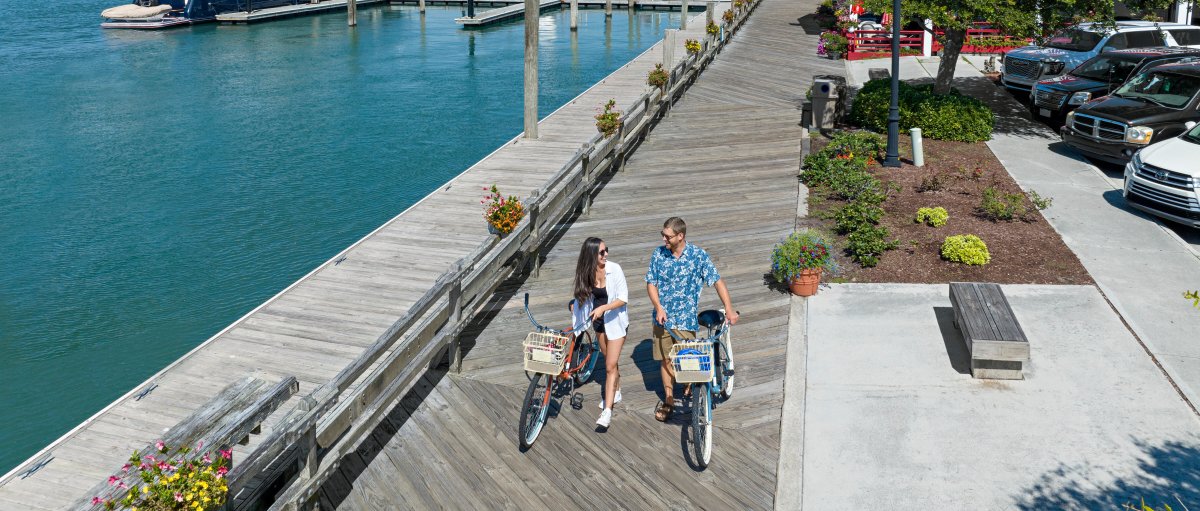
[118, 482, 129, 490]
[175, 492, 184, 502]
[202, 453, 212, 464]
[157, 461, 171, 471]
[92, 497, 103, 505]
[196, 440, 204, 449]
[220, 449, 232, 460]
[121, 462, 132, 472]
[139, 462, 151, 471]
[155, 440, 166, 452]
[217, 466, 229, 477]
[108, 475, 120, 486]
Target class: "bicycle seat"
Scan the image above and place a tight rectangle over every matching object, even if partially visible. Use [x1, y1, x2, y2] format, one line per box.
[697, 310, 725, 329]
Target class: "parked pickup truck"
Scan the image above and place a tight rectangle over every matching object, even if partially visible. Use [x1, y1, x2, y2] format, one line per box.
[1124, 121, 1200, 227]
[1061, 61, 1200, 165]
[1031, 47, 1200, 121]
[1002, 21, 1200, 91]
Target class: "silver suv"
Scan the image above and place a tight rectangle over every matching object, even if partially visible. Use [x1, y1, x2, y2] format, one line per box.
[1002, 21, 1200, 91]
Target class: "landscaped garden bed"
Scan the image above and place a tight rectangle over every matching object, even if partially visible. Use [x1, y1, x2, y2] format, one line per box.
[795, 80, 1093, 286]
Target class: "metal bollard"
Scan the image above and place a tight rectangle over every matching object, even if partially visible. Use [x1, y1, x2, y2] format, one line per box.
[910, 127, 924, 167]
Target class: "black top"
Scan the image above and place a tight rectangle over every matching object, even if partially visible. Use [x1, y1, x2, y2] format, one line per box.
[592, 286, 608, 308]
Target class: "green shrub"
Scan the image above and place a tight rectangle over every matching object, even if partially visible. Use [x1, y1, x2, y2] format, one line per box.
[800, 151, 835, 187]
[828, 166, 882, 201]
[1028, 189, 1053, 210]
[941, 234, 990, 265]
[827, 131, 884, 162]
[847, 225, 898, 267]
[916, 172, 947, 192]
[835, 201, 884, 234]
[979, 186, 1027, 221]
[915, 206, 948, 227]
[850, 79, 995, 142]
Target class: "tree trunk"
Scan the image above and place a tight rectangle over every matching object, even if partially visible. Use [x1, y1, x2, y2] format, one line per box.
[934, 27, 965, 94]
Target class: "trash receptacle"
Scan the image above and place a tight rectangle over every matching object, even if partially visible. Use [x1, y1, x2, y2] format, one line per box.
[810, 78, 840, 131]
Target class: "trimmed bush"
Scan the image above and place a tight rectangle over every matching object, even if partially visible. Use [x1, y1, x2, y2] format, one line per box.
[850, 79, 994, 142]
[941, 234, 991, 265]
[835, 201, 884, 234]
[915, 206, 948, 227]
[847, 225, 897, 267]
[979, 186, 1027, 221]
[827, 131, 884, 162]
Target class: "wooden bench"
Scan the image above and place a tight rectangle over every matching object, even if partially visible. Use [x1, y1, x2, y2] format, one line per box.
[949, 282, 1029, 380]
[77, 374, 298, 510]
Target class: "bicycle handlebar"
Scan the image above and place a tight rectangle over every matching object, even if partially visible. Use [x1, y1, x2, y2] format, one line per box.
[524, 292, 591, 336]
[653, 311, 736, 343]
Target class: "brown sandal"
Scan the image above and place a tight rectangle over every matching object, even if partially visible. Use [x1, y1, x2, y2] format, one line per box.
[654, 401, 674, 422]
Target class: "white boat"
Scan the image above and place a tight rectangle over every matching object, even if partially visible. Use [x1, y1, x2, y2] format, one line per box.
[101, 0, 191, 28]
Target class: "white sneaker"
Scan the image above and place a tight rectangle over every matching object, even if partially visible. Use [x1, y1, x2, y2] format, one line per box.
[596, 408, 612, 428]
[598, 389, 623, 409]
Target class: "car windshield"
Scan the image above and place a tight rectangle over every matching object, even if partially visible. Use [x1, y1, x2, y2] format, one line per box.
[1045, 28, 1104, 51]
[1113, 70, 1200, 108]
[1184, 123, 1200, 144]
[1070, 56, 1140, 82]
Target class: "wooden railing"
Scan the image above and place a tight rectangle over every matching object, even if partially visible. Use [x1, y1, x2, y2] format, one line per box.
[219, 2, 759, 510]
[844, 22, 1033, 61]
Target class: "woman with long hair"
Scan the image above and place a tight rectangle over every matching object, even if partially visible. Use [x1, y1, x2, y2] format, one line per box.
[571, 237, 629, 428]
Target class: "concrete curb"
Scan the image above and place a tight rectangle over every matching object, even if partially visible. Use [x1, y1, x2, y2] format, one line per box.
[774, 295, 808, 511]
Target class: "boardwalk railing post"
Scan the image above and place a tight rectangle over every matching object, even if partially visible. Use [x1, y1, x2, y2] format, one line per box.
[581, 143, 594, 215]
[706, 0, 714, 28]
[447, 262, 464, 373]
[528, 191, 542, 277]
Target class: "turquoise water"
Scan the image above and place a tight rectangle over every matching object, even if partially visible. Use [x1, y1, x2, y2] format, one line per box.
[0, 1, 680, 473]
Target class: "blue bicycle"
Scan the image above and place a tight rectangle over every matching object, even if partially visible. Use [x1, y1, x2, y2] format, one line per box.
[518, 293, 598, 449]
[662, 309, 736, 468]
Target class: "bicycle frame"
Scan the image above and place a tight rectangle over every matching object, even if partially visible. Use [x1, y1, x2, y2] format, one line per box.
[658, 317, 731, 395]
[524, 293, 594, 380]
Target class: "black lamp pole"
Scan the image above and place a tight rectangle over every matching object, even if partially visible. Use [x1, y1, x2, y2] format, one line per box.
[882, 0, 902, 167]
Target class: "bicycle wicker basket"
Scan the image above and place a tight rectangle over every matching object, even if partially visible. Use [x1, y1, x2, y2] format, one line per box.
[523, 331, 569, 374]
[670, 341, 714, 383]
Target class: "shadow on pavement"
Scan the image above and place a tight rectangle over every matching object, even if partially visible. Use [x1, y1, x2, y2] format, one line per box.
[933, 306, 971, 375]
[1015, 439, 1200, 510]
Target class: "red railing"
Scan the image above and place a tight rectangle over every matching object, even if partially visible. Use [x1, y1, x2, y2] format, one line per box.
[844, 24, 1031, 61]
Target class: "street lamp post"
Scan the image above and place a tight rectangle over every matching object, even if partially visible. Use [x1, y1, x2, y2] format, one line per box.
[883, 0, 902, 167]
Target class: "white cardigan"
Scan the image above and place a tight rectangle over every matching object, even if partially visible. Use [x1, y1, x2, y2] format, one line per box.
[571, 261, 630, 339]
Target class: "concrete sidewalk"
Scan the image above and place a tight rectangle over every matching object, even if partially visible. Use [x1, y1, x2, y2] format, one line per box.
[843, 54, 1200, 413]
[772, 56, 1200, 509]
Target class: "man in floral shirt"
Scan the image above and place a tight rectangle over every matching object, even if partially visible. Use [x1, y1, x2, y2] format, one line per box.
[645, 217, 739, 422]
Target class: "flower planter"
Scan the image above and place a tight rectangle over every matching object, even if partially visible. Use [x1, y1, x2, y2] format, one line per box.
[789, 269, 821, 297]
[487, 223, 507, 237]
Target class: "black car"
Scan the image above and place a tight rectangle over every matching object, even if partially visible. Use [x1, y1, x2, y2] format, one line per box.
[1032, 47, 1200, 121]
[1060, 61, 1200, 164]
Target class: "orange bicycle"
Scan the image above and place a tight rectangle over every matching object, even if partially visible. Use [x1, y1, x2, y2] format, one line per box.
[518, 293, 598, 449]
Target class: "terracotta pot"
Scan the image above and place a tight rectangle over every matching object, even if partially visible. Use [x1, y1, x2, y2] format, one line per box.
[789, 269, 821, 297]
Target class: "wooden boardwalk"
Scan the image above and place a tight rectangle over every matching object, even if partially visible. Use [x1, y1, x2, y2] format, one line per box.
[325, 0, 841, 508]
[0, 4, 733, 511]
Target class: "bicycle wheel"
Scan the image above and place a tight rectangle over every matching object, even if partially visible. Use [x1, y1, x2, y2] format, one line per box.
[519, 372, 553, 449]
[718, 332, 735, 400]
[691, 383, 713, 468]
[572, 330, 597, 386]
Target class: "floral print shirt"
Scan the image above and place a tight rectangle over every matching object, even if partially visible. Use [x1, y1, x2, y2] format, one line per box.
[645, 242, 720, 331]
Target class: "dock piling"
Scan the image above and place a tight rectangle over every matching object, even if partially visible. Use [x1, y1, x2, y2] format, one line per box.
[570, 0, 578, 30]
[605, 0, 612, 17]
[706, 0, 713, 27]
[680, 0, 687, 29]
[419, 0, 425, 13]
[523, 0, 538, 139]
[347, 0, 356, 26]
[664, 28, 677, 71]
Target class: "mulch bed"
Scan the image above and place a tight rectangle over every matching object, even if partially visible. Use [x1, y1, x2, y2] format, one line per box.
[800, 134, 1094, 285]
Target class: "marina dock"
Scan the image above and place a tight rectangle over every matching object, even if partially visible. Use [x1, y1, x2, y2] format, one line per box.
[454, 0, 561, 25]
[216, 0, 387, 23]
[0, 0, 870, 506]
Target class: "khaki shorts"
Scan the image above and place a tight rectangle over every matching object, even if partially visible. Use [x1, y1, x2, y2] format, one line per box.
[652, 325, 696, 361]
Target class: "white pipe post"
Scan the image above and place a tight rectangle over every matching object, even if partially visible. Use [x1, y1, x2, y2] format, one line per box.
[524, 0, 539, 139]
[911, 128, 924, 167]
[571, 0, 578, 30]
[922, 19, 932, 57]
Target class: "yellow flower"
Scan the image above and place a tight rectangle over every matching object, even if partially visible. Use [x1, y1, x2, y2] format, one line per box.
[186, 492, 194, 501]
[143, 486, 149, 493]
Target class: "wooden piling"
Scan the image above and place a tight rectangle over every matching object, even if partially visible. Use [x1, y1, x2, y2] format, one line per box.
[570, 0, 578, 30]
[523, 0, 538, 139]
[663, 28, 677, 70]
[605, 0, 612, 17]
[347, 0, 357, 26]
[419, 0, 425, 13]
[680, 0, 687, 29]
